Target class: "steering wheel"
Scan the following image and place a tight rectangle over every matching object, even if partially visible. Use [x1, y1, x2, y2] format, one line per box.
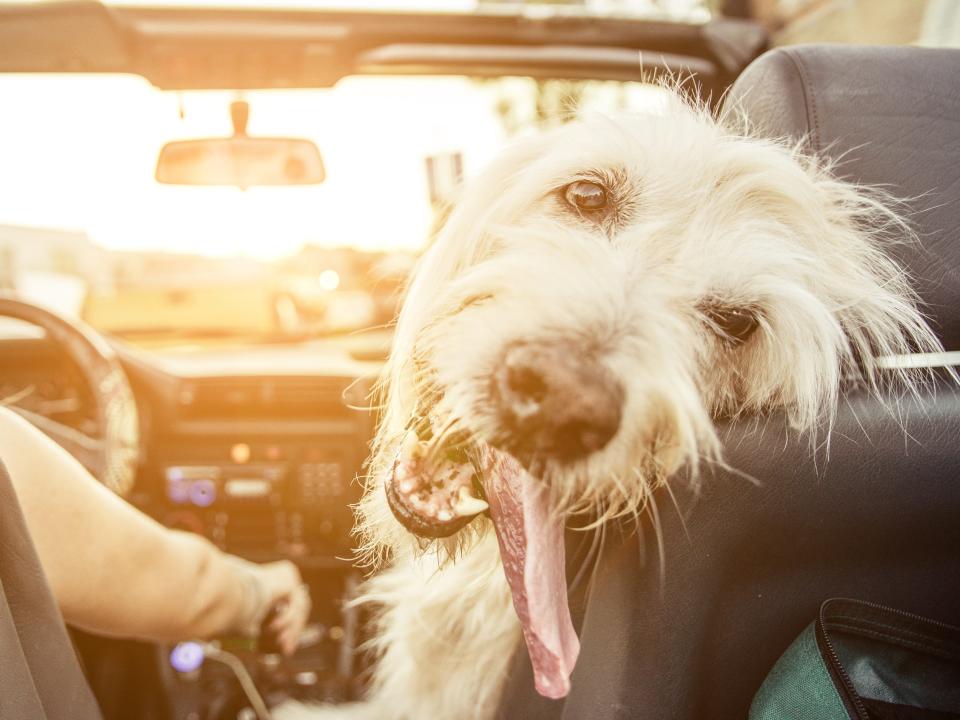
[0, 294, 139, 495]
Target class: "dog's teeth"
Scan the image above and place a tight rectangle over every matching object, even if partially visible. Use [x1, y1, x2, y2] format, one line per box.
[455, 496, 489, 516]
[436, 509, 453, 522]
[453, 487, 489, 517]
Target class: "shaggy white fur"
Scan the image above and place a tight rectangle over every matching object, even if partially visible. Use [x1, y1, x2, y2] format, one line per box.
[276, 91, 940, 720]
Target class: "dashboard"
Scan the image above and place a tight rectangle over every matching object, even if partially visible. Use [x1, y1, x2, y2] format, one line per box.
[0, 335, 99, 435]
[0, 328, 382, 718]
[132, 360, 374, 564]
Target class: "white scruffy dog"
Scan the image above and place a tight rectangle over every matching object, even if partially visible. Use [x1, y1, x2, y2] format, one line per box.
[278, 92, 939, 720]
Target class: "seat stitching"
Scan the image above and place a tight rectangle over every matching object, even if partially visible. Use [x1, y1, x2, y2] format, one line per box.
[783, 48, 822, 154]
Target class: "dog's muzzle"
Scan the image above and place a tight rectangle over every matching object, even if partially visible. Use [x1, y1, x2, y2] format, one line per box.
[492, 340, 623, 465]
[384, 340, 623, 540]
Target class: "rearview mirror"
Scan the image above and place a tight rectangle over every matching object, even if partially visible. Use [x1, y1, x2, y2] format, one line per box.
[156, 136, 325, 187]
[156, 99, 325, 187]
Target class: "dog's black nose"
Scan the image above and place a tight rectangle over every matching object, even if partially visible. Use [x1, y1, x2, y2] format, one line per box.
[493, 341, 623, 464]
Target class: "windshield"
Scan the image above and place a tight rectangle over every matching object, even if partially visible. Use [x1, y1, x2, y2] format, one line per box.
[0, 73, 667, 346]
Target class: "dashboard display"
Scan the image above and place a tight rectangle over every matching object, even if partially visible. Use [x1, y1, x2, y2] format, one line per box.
[165, 463, 285, 507]
[166, 466, 219, 506]
[224, 478, 272, 499]
[158, 436, 361, 560]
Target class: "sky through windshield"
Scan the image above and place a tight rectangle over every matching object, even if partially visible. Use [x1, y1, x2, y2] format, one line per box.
[0, 0, 696, 259]
[0, 73, 664, 258]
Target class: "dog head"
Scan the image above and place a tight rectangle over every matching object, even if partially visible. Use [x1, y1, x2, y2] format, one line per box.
[359, 92, 940, 562]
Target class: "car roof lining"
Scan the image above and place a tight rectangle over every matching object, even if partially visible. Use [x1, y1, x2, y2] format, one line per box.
[0, 1, 765, 92]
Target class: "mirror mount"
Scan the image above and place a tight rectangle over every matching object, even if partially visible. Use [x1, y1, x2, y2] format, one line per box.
[230, 99, 249, 137]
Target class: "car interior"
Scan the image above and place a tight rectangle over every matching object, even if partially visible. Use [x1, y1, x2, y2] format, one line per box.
[1, 2, 958, 720]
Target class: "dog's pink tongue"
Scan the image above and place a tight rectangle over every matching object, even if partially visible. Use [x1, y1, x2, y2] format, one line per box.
[481, 446, 580, 699]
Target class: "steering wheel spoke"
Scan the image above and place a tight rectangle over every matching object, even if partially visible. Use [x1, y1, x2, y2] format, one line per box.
[8, 405, 106, 479]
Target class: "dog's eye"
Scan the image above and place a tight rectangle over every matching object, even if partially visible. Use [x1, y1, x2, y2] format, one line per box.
[564, 180, 607, 212]
[705, 306, 760, 345]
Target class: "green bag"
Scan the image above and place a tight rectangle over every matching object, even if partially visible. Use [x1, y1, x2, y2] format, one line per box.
[750, 598, 960, 720]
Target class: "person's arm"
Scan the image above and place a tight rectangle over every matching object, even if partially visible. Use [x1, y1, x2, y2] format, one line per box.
[0, 406, 308, 653]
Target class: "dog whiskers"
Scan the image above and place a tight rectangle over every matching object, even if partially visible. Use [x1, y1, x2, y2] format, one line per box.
[660, 474, 692, 543]
[643, 488, 667, 593]
[701, 452, 761, 488]
[568, 510, 607, 596]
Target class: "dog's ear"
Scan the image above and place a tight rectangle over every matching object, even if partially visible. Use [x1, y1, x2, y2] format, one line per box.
[801, 161, 943, 397]
[723, 138, 945, 431]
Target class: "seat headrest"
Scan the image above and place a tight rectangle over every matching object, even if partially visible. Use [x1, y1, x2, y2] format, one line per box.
[723, 45, 960, 350]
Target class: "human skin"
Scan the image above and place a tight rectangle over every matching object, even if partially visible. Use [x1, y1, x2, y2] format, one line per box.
[0, 406, 309, 652]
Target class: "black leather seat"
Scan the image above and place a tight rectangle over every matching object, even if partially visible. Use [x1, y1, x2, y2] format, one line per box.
[0, 460, 104, 719]
[497, 45, 960, 720]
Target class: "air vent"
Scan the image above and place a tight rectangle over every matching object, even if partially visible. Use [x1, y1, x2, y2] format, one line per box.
[177, 377, 350, 419]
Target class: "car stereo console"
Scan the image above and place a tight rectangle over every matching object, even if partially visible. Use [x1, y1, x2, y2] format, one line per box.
[136, 373, 375, 564]
[158, 437, 361, 561]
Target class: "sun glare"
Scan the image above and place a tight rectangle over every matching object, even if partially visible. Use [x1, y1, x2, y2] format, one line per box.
[0, 63, 667, 262]
[0, 73, 506, 260]
[318, 269, 341, 290]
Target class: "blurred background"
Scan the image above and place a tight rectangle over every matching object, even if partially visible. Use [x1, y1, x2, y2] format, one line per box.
[1, 0, 957, 355]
